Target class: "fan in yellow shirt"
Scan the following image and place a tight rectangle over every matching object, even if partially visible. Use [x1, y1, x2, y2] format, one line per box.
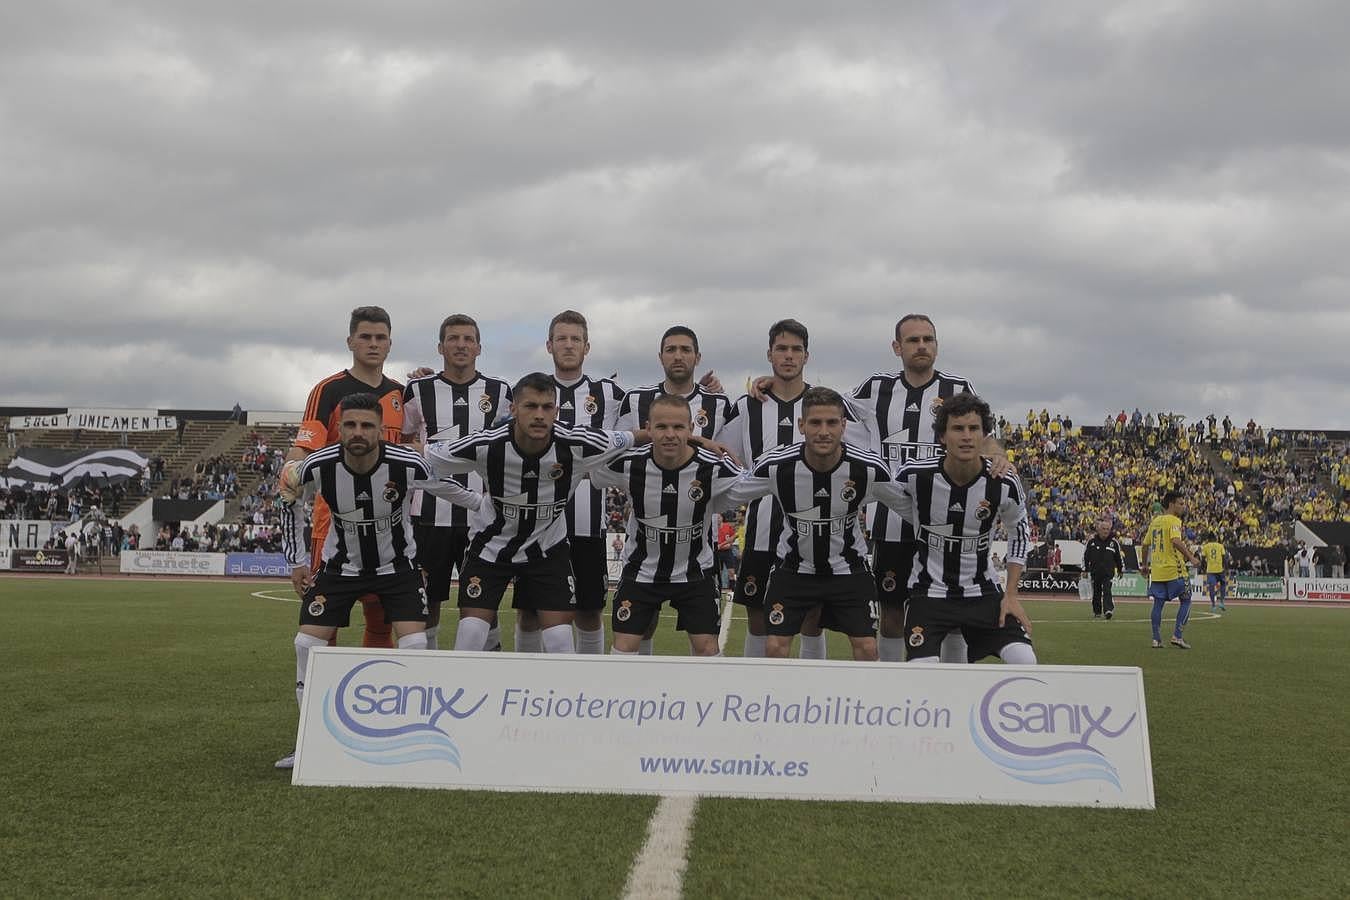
[1141, 491, 1202, 649]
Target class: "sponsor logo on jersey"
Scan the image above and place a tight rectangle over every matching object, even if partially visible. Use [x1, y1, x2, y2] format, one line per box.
[356, 491, 372, 501]
[905, 402, 921, 413]
[453, 397, 468, 407]
[662, 484, 677, 494]
[949, 502, 964, 512]
[779, 417, 793, 426]
[814, 488, 830, 498]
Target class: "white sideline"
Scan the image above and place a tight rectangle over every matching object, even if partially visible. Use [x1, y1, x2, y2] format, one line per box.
[619, 594, 733, 900]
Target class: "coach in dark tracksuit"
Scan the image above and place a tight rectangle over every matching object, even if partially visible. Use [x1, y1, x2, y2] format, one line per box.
[1084, 520, 1125, 619]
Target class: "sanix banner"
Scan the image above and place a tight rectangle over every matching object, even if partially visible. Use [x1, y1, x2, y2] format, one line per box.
[293, 650, 1155, 809]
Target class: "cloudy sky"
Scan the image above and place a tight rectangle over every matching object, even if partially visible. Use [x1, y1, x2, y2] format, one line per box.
[3, 1, 1348, 428]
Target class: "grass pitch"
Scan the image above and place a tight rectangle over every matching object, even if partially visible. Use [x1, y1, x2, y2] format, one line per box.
[1, 577, 1346, 898]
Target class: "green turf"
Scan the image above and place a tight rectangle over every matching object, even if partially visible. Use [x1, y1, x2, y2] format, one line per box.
[1, 580, 1346, 898]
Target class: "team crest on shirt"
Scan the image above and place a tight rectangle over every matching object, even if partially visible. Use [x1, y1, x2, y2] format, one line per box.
[547, 462, 565, 481]
[695, 409, 710, 429]
[383, 481, 402, 503]
[616, 600, 633, 622]
[908, 626, 925, 647]
[930, 396, 944, 414]
[308, 597, 327, 617]
[688, 479, 705, 502]
[768, 603, 785, 626]
[465, 577, 483, 599]
[743, 576, 758, 597]
[840, 480, 858, 502]
[975, 499, 992, 520]
[881, 571, 897, 593]
[391, 397, 402, 412]
[584, 395, 599, 416]
[478, 394, 494, 413]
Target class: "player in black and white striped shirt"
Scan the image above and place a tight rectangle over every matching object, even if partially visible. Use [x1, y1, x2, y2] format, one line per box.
[275, 393, 480, 769]
[849, 314, 1006, 663]
[888, 393, 1036, 664]
[401, 314, 512, 649]
[726, 387, 908, 662]
[723, 318, 832, 659]
[615, 325, 736, 440]
[592, 394, 744, 656]
[546, 310, 627, 654]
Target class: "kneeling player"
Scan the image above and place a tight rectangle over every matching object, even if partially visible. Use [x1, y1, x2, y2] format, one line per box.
[891, 393, 1037, 665]
[725, 387, 908, 662]
[591, 394, 744, 656]
[275, 393, 480, 769]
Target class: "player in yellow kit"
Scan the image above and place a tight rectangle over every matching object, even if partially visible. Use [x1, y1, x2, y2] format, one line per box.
[1141, 491, 1202, 649]
[1201, 533, 1228, 613]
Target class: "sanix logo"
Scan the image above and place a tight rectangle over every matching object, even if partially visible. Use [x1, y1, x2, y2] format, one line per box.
[323, 659, 488, 768]
[969, 676, 1137, 790]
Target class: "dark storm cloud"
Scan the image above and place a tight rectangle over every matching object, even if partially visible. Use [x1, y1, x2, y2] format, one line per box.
[0, 1, 1345, 427]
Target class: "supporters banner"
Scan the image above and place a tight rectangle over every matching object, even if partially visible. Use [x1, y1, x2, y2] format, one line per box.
[11, 548, 69, 571]
[225, 552, 291, 577]
[9, 408, 177, 431]
[1287, 578, 1350, 602]
[0, 448, 148, 489]
[119, 550, 227, 576]
[1, 519, 61, 551]
[1231, 576, 1286, 600]
[294, 650, 1155, 809]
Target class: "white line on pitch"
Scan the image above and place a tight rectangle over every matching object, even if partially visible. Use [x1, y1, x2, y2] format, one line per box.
[250, 589, 298, 604]
[621, 793, 698, 900]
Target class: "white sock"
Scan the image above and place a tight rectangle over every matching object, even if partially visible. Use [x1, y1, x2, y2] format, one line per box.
[639, 638, 655, 655]
[515, 622, 543, 653]
[798, 633, 827, 660]
[293, 633, 327, 706]
[610, 646, 638, 656]
[397, 632, 428, 650]
[485, 624, 501, 650]
[939, 632, 970, 664]
[454, 617, 491, 651]
[423, 625, 439, 650]
[542, 623, 575, 654]
[879, 636, 907, 662]
[1000, 642, 1037, 665]
[576, 626, 605, 655]
[743, 633, 766, 658]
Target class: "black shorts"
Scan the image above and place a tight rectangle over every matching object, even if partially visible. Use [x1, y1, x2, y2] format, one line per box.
[300, 570, 428, 628]
[414, 523, 471, 605]
[903, 592, 1032, 662]
[762, 570, 877, 638]
[569, 535, 610, 611]
[457, 548, 577, 613]
[732, 549, 776, 609]
[612, 578, 721, 636]
[873, 540, 918, 608]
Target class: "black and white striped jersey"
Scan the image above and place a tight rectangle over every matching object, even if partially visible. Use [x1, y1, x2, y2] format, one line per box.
[590, 447, 744, 584]
[889, 458, 1030, 601]
[425, 421, 634, 564]
[720, 388, 813, 554]
[848, 369, 976, 543]
[725, 442, 902, 576]
[401, 371, 512, 528]
[614, 384, 737, 440]
[554, 374, 626, 538]
[282, 443, 477, 577]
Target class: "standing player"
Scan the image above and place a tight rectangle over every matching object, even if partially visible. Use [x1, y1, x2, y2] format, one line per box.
[849, 314, 1007, 663]
[401, 314, 512, 650]
[615, 326, 736, 439]
[726, 387, 910, 661]
[1142, 491, 1203, 649]
[591, 394, 745, 656]
[426, 373, 651, 655]
[274, 393, 479, 769]
[545, 310, 628, 655]
[1201, 533, 1228, 612]
[1084, 517, 1125, 619]
[286, 306, 406, 649]
[890, 393, 1036, 665]
[726, 320, 830, 659]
